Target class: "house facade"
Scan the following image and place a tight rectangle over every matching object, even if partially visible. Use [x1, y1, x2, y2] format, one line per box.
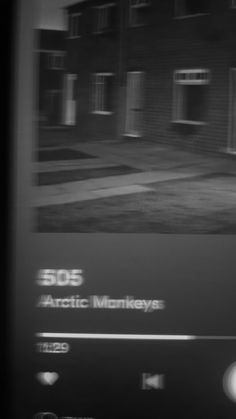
[37, 29, 66, 126]
[63, 0, 236, 153]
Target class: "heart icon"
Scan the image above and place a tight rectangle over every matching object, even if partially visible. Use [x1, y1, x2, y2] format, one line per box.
[37, 372, 59, 385]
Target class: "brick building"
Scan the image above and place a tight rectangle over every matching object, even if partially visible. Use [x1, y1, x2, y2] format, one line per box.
[63, 0, 236, 153]
[37, 29, 66, 125]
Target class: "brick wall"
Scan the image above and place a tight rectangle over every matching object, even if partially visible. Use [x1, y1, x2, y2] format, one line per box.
[65, 0, 121, 141]
[124, 0, 236, 152]
[65, 0, 236, 152]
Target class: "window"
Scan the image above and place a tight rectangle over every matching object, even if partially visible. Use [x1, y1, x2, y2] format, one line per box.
[173, 69, 210, 124]
[48, 52, 65, 70]
[175, 0, 210, 18]
[91, 73, 114, 114]
[68, 13, 81, 38]
[231, 0, 236, 8]
[94, 3, 116, 33]
[129, 0, 151, 27]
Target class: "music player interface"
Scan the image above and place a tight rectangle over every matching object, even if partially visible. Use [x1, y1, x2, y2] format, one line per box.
[27, 249, 236, 419]
[11, 0, 236, 418]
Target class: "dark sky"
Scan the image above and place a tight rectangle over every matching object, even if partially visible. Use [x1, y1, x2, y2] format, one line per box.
[36, 0, 83, 30]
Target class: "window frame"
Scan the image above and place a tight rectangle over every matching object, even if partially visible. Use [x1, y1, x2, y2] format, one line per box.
[129, 0, 151, 28]
[174, 0, 210, 19]
[47, 51, 65, 70]
[91, 72, 114, 115]
[68, 12, 82, 39]
[172, 69, 210, 125]
[93, 3, 116, 34]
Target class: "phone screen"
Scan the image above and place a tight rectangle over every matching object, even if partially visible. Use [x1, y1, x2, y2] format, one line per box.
[11, 1, 236, 418]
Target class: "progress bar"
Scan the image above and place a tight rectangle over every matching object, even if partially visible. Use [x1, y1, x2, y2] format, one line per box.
[36, 333, 236, 341]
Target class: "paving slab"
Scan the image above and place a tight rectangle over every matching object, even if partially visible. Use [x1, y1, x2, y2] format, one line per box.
[36, 141, 236, 173]
[34, 159, 118, 173]
[69, 142, 236, 172]
[33, 169, 214, 207]
[34, 139, 236, 207]
[35, 185, 153, 207]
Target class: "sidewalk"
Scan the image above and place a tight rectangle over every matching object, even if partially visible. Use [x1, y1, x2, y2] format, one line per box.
[33, 140, 236, 207]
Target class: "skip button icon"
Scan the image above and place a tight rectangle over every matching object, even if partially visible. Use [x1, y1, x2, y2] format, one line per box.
[142, 373, 165, 390]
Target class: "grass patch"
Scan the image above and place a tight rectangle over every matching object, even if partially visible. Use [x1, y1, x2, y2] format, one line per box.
[36, 174, 236, 233]
[37, 148, 96, 162]
[38, 129, 83, 148]
[37, 166, 142, 186]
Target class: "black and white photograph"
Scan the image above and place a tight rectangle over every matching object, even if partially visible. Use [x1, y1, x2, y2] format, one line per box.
[10, 1, 236, 418]
[34, 0, 236, 233]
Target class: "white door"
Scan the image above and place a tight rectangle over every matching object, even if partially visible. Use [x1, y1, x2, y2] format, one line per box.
[125, 71, 144, 137]
[64, 74, 77, 126]
[229, 69, 236, 152]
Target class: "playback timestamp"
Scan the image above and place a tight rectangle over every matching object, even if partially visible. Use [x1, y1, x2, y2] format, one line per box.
[36, 342, 70, 354]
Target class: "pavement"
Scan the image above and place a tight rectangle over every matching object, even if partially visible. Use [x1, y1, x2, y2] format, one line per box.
[33, 140, 236, 207]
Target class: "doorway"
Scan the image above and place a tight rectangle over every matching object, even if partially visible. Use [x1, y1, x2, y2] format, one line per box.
[229, 68, 236, 152]
[125, 71, 144, 137]
[45, 90, 62, 125]
[64, 74, 77, 126]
